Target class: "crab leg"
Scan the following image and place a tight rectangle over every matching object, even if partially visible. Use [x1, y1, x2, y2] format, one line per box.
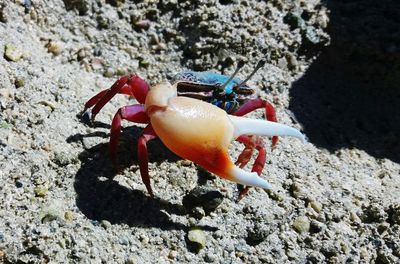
[110, 104, 149, 164]
[84, 75, 150, 120]
[137, 125, 158, 197]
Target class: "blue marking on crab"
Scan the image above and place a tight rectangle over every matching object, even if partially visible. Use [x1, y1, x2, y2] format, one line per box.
[173, 71, 242, 94]
[172, 70, 255, 114]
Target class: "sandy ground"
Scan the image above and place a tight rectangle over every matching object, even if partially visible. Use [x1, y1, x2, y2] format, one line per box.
[0, 0, 399, 263]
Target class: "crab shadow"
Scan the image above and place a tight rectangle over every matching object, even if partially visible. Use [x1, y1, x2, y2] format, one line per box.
[72, 124, 216, 231]
[289, 0, 400, 163]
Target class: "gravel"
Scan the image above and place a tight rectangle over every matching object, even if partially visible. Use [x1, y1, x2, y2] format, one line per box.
[0, 0, 399, 263]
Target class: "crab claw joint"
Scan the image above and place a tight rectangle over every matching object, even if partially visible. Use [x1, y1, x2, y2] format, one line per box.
[146, 82, 305, 190]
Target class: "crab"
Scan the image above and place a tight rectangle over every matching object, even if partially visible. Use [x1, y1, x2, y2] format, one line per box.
[83, 62, 304, 198]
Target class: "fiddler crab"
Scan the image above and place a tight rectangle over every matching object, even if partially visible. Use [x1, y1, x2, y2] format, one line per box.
[83, 60, 304, 198]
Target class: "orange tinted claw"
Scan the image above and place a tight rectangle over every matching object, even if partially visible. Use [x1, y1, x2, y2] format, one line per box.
[145, 82, 305, 190]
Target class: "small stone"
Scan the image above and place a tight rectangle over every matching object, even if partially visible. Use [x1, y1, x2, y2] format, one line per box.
[104, 68, 115, 77]
[106, 0, 125, 7]
[4, 43, 23, 61]
[293, 216, 310, 233]
[187, 228, 206, 252]
[101, 220, 112, 229]
[310, 201, 323, 213]
[204, 252, 216, 263]
[360, 247, 369, 260]
[168, 250, 177, 259]
[286, 249, 297, 260]
[362, 203, 388, 223]
[64, 211, 74, 221]
[309, 220, 325, 233]
[134, 20, 151, 30]
[119, 236, 129, 246]
[388, 204, 400, 224]
[182, 186, 224, 214]
[53, 150, 76, 166]
[177, 160, 192, 167]
[350, 212, 361, 223]
[46, 41, 62, 55]
[246, 223, 270, 246]
[191, 206, 206, 219]
[40, 200, 64, 223]
[116, 67, 127, 76]
[34, 185, 48, 197]
[14, 78, 25, 88]
[266, 189, 284, 201]
[139, 59, 150, 68]
[125, 257, 136, 264]
[15, 180, 23, 188]
[139, 234, 149, 244]
[63, 0, 89, 15]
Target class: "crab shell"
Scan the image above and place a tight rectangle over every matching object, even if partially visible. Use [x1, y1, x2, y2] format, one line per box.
[145, 82, 305, 189]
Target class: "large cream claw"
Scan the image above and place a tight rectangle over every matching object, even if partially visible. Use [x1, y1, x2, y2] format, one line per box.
[145, 82, 304, 189]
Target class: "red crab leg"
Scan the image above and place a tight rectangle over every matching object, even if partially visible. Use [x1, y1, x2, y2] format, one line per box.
[233, 98, 278, 146]
[137, 125, 158, 197]
[84, 75, 150, 120]
[235, 135, 266, 199]
[110, 104, 149, 164]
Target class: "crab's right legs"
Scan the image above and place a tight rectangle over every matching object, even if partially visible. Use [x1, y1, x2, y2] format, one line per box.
[84, 75, 150, 120]
[137, 125, 158, 197]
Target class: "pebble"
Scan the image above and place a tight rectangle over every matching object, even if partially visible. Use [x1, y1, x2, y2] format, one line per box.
[125, 257, 136, 264]
[168, 250, 177, 259]
[4, 43, 23, 61]
[104, 67, 115, 77]
[187, 228, 206, 252]
[310, 200, 323, 213]
[34, 185, 48, 197]
[101, 220, 112, 229]
[247, 223, 270, 246]
[46, 41, 62, 55]
[293, 216, 310, 233]
[182, 186, 224, 214]
[14, 78, 25, 88]
[350, 212, 361, 224]
[177, 160, 192, 167]
[64, 211, 74, 221]
[40, 200, 64, 223]
[134, 20, 151, 30]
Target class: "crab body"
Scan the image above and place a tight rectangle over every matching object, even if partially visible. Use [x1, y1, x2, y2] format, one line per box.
[83, 70, 304, 198]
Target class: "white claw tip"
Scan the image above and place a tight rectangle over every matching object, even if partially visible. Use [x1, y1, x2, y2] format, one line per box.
[230, 166, 272, 190]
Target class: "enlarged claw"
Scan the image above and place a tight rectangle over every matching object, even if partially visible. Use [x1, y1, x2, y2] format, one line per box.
[145, 82, 304, 190]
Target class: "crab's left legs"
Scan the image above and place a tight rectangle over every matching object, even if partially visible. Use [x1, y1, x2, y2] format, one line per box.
[137, 125, 158, 197]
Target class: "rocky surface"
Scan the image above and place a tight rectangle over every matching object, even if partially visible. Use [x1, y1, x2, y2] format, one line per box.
[0, 0, 399, 263]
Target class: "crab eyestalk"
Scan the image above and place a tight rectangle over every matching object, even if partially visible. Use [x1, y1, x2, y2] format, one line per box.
[218, 60, 245, 92]
[234, 59, 266, 90]
[145, 82, 304, 190]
